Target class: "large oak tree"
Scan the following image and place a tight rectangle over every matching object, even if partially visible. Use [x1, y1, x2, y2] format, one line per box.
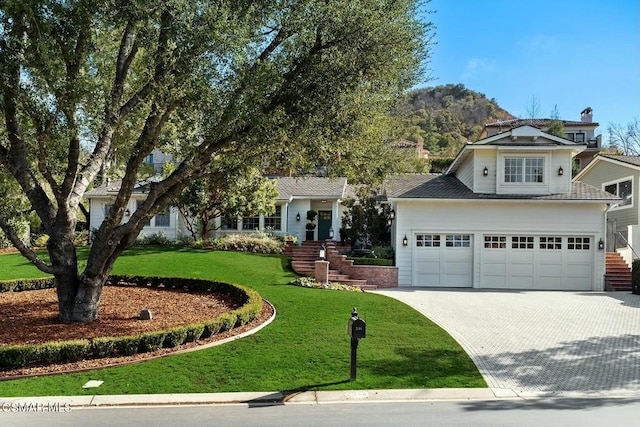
[0, 0, 431, 322]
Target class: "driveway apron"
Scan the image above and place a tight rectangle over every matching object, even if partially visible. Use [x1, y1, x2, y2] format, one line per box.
[372, 289, 640, 396]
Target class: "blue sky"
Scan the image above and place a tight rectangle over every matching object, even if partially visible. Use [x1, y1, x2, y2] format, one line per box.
[421, 0, 639, 142]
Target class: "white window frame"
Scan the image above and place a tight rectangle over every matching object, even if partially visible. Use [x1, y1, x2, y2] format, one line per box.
[504, 157, 545, 184]
[264, 205, 282, 231]
[416, 234, 440, 247]
[484, 235, 506, 249]
[567, 237, 590, 250]
[511, 236, 534, 249]
[446, 234, 471, 248]
[540, 236, 562, 250]
[603, 176, 634, 211]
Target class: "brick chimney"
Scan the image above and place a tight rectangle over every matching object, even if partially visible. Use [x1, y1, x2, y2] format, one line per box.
[580, 107, 593, 123]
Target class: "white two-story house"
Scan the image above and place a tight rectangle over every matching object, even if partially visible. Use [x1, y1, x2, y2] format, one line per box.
[384, 125, 618, 291]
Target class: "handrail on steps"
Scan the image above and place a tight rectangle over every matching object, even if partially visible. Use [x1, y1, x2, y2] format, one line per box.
[615, 231, 640, 260]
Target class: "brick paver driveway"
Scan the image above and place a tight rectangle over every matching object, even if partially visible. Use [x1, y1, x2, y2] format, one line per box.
[372, 289, 640, 397]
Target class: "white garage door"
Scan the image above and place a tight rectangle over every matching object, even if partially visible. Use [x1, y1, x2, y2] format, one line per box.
[481, 235, 593, 290]
[413, 234, 473, 287]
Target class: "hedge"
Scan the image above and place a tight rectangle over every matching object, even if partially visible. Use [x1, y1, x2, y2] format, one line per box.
[0, 276, 264, 371]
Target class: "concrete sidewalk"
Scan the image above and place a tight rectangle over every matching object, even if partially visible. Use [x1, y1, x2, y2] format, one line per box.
[372, 288, 640, 397]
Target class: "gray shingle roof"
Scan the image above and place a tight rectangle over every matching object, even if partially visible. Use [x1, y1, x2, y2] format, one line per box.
[484, 118, 599, 128]
[600, 155, 640, 167]
[384, 174, 620, 202]
[274, 177, 348, 201]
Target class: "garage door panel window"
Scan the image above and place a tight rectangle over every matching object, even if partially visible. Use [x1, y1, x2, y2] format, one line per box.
[416, 234, 440, 247]
[540, 236, 562, 250]
[484, 235, 506, 249]
[512, 236, 534, 249]
[446, 234, 470, 247]
[568, 237, 590, 250]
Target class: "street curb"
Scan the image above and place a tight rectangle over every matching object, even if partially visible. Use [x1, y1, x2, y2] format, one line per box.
[0, 388, 521, 409]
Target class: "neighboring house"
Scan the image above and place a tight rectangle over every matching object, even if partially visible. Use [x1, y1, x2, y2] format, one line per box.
[574, 155, 640, 252]
[480, 107, 602, 171]
[86, 176, 354, 244]
[384, 125, 618, 291]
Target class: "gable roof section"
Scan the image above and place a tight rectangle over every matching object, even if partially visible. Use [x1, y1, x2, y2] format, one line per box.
[484, 118, 599, 129]
[384, 174, 619, 202]
[274, 177, 348, 202]
[447, 125, 586, 174]
[574, 154, 640, 181]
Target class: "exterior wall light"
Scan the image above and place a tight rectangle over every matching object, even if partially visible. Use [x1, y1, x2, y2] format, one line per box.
[558, 166, 564, 176]
[402, 235, 408, 246]
[483, 167, 489, 176]
[389, 209, 395, 220]
[296, 212, 300, 222]
[598, 238, 604, 250]
[319, 244, 326, 260]
[329, 228, 334, 239]
[124, 209, 130, 217]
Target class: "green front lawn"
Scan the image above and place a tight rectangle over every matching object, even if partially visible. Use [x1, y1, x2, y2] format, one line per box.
[0, 247, 484, 396]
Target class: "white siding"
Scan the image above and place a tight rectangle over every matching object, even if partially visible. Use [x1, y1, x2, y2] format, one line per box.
[394, 199, 606, 290]
[472, 149, 497, 194]
[456, 154, 474, 190]
[286, 199, 311, 243]
[549, 150, 572, 194]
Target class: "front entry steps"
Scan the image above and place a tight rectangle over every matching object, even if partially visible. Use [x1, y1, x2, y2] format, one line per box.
[605, 252, 632, 291]
[290, 241, 375, 290]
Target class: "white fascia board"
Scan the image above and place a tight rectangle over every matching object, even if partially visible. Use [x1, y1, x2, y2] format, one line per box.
[574, 155, 640, 181]
[388, 197, 616, 205]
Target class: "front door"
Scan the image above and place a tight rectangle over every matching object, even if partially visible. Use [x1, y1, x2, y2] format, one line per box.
[318, 210, 332, 240]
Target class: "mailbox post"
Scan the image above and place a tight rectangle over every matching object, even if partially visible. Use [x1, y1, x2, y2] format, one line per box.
[347, 307, 366, 381]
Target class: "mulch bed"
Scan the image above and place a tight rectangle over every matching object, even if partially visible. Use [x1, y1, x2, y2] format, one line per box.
[0, 284, 273, 379]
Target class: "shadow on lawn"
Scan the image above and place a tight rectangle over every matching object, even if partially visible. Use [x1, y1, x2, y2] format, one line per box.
[367, 347, 484, 387]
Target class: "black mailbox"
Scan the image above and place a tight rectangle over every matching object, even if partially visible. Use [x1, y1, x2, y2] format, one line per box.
[349, 318, 366, 338]
[348, 308, 366, 339]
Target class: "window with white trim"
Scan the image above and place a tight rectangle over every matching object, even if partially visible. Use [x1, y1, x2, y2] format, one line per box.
[512, 236, 534, 249]
[567, 237, 590, 250]
[416, 234, 440, 247]
[242, 215, 260, 230]
[604, 179, 632, 207]
[484, 235, 506, 249]
[221, 215, 238, 230]
[540, 236, 562, 250]
[504, 157, 544, 183]
[264, 205, 282, 230]
[154, 208, 170, 227]
[446, 234, 470, 247]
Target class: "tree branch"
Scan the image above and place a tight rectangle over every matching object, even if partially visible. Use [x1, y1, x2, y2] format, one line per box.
[0, 215, 61, 275]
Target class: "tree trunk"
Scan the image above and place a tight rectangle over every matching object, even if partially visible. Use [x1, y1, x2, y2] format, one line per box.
[49, 231, 106, 323]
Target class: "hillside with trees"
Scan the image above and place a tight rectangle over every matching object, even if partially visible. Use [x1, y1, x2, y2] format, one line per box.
[394, 84, 515, 157]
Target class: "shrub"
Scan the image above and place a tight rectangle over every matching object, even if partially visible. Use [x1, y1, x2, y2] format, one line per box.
[202, 318, 223, 338]
[209, 233, 284, 254]
[33, 234, 49, 247]
[116, 335, 142, 356]
[371, 245, 394, 260]
[91, 337, 117, 358]
[0, 277, 55, 293]
[73, 230, 90, 246]
[138, 331, 167, 352]
[0, 345, 39, 370]
[289, 277, 364, 292]
[184, 324, 205, 343]
[137, 232, 173, 246]
[163, 326, 189, 348]
[218, 313, 237, 332]
[59, 340, 91, 363]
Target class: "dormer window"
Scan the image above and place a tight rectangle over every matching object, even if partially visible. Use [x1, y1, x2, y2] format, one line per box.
[604, 178, 633, 208]
[504, 157, 544, 183]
